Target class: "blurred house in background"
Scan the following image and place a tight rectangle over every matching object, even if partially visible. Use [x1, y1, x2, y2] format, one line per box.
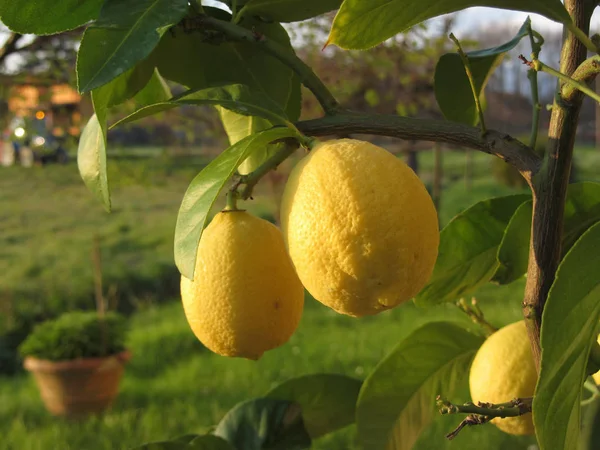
[0, 75, 88, 166]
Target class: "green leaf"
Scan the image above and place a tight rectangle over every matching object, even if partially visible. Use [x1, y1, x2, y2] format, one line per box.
[434, 18, 530, 125]
[132, 435, 234, 449]
[77, 114, 110, 212]
[356, 322, 484, 450]
[218, 109, 275, 175]
[239, 0, 342, 23]
[152, 8, 300, 120]
[134, 69, 172, 106]
[76, 0, 189, 93]
[328, 0, 570, 50]
[131, 442, 186, 450]
[534, 222, 600, 450]
[581, 395, 600, 450]
[0, 0, 103, 34]
[188, 436, 235, 450]
[176, 127, 299, 279]
[415, 194, 530, 306]
[92, 60, 155, 112]
[83, 62, 155, 212]
[493, 200, 533, 284]
[214, 398, 311, 450]
[112, 84, 287, 129]
[495, 182, 600, 285]
[266, 374, 362, 439]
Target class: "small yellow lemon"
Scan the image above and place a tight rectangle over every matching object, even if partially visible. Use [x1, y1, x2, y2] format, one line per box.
[280, 139, 439, 317]
[469, 320, 537, 435]
[180, 211, 304, 360]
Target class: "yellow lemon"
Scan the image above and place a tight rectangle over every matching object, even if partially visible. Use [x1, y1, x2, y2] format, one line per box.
[593, 335, 600, 385]
[180, 211, 304, 360]
[469, 320, 537, 435]
[280, 139, 439, 317]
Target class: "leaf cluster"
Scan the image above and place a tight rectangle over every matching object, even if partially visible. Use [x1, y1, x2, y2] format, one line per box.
[18, 311, 127, 361]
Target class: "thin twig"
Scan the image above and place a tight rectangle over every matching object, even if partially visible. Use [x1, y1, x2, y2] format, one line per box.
[521, 54, 600, 104]
[527, 23, 542, 149]
[446, 415, 491, 440]
[437, 396, 533, 440]
[455, 297, 497, 336]
[449, 33, 486, 134]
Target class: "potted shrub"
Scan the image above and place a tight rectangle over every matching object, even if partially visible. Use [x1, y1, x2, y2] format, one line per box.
[19, 311, 130, 417]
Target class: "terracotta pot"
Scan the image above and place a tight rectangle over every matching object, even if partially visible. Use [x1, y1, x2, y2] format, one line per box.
[24, 350, 131, 417]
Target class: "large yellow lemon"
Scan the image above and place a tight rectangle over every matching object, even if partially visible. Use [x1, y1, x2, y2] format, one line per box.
[180, 211, 304, 360]
[280, 139, 439, 317]
[469, 320, 537, 435]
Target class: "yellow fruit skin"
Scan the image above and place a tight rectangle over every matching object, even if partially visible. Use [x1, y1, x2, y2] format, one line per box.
[469, 321, 537, 435]
[180, 211, 304, 360]
[593, 335, 600, 385]
[280, 139, 439, 317]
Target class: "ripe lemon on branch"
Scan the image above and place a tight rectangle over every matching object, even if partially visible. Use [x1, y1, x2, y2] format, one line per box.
[281, 139, 439, 317]
[469, 320, 537, 435]
[180, 211, 304, 360]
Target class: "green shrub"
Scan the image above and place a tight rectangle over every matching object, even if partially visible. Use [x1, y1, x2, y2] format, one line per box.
[18, 311, 127, 361]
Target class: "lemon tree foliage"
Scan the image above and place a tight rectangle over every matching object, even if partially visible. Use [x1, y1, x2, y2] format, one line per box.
[174, 127, 300, 279]
[434, 18, 531, 126]
[356, 322, 484, 449]
[266, 374, 362, 438]
[9, 0, 600, 448]
[581, 396, 600, 450]
[415, 195, 529, 306]
[152, 8, 300, 121]
[0, 0, 103, 34]
[494, 201, 533, 284]
[133, 69, 172, 106]
[534, 222, 600, 450]
[77, 0, 189, 93]
[496, 182, 600, 284]
[328, 0, 570, 49]
[214, 398, 311, 450]
[77, 114, 110, 212]
[234, 0, 342, 23]
[133, 434, 235, 449]
[113, 84, 289, 129]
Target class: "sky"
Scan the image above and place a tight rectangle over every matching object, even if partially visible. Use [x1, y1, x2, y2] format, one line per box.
[455, 6, 600, 34]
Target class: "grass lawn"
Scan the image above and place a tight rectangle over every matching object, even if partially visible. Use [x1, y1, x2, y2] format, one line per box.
[1, 284, 531, 450]
[1, 143, 598, 449]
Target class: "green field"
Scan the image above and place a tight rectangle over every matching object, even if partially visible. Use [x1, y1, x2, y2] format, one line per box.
[0, 145, 597, 449]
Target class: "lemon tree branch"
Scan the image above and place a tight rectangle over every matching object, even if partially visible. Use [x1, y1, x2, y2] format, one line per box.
[437, 396, 533, 440]
[296, 114, 542, 180]
[523, 0, 592, 370]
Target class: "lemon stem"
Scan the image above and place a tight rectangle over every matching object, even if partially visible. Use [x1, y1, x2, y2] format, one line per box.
[225, 190, 240, 211]
[240, 140, 299, 200]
